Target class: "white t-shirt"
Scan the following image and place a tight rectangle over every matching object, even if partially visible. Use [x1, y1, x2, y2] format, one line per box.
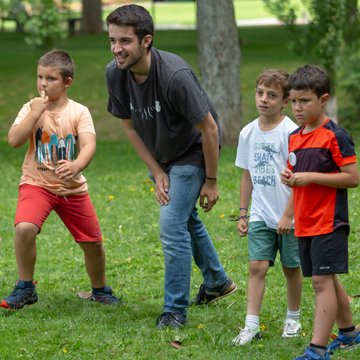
[235, 116, 298, 230]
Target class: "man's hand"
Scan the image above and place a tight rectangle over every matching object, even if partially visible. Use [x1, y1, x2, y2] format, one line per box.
[199, 179, 219, 212]
[154, 172, 170, 206]
[56, 160, 81, 182]
[30, 90, 49, 116]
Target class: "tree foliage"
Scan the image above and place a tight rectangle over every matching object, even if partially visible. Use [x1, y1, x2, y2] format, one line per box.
[24, 0, 69, 52]
[263, 0, 360, 88]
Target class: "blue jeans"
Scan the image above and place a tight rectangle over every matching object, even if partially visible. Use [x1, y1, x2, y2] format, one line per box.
[150, 165, 228, 315]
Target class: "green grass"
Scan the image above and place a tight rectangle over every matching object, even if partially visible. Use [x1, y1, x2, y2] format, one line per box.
[1, 19, 360, 359]
[1, 140, 360, 359]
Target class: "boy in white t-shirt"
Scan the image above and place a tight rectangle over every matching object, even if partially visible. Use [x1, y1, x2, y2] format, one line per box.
[0, 50, 119, 310]
[232, 69, 303, 345]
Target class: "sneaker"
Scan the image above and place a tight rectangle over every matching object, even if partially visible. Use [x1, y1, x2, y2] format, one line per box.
[293, 347, 330, 359]
[156, 312, 187, 330]
[0, 281, 38, 310]
[282, 319, 302, 338]
[326, 331, 360, 354]
[189, 277, 237, 306]
[232, 327, 261, 346]
[89, 286, 120, 305]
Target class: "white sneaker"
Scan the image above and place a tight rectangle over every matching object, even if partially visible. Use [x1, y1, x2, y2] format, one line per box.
[282, 319, 301, 338]
[232, 327, 261, 346]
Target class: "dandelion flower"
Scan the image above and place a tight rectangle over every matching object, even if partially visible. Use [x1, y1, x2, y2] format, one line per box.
[194, 268, 197, 271]
[63, 349, 67, 353]
[198, 324, 203, 329]
[102, 237, 105, 242]
[150, 187, 154, 192]
[131, 188, 134, 191]
[259, 325, 265, 330]
[220, 214, 225, 218]
[109, 195, 114, 199]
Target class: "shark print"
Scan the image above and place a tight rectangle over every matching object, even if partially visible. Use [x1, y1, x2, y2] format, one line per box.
[252, 142, 280, 187]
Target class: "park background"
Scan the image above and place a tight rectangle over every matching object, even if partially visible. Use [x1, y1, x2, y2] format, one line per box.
[0, 0, 360, 359]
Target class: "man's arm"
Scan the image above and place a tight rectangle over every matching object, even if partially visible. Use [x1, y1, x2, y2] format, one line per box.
[122, 118, 170, 206]
[195, 111, 219, 213]
[8, 91, 49, 148]
[287, 163, 359, 189]
[237, 169, 253, 237]
[55, 132, 96, 181]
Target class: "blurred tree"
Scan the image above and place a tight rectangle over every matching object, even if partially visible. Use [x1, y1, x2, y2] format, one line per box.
[197, 0, 241, 145]
[24, 0, 68, 52]
[263, 0, 360, 123]
[0, 0, 28, 32]
[79, 0, 103, 34]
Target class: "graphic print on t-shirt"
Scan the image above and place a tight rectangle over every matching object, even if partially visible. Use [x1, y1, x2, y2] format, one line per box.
[252, 142, 281, 187]
[130, 101, 161, 120]
[35, 127, 77, 168]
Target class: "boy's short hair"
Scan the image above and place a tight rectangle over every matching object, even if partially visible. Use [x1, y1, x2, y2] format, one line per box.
[287, 65, 330, 98]
[38, 49, 75, 81]
[106, 5, 154, 51]
[256, 69, 290, 99]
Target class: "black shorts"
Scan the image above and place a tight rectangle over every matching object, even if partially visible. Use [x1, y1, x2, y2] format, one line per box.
[298, 226, 348, 277]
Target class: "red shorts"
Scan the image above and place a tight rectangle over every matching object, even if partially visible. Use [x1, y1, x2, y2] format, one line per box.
[15, 184, 102, 242]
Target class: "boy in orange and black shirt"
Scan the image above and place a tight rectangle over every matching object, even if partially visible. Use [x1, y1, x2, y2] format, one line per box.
[281, 65, 360, 359]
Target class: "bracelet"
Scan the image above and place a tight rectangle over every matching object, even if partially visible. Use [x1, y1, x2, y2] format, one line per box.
[239, 207, 248, 212]
[230, 215, 250, 222]
[206, 176, 218, 180]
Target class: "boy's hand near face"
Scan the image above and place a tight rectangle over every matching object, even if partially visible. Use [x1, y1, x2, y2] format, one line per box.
[30, 91, 49, 117]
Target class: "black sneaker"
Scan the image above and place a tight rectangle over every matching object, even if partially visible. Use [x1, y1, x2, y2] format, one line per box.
[189, 277, 237, 306]
[156, 312, 188, 329]
[0, 280, 38, 310]
[89, 286, 120, 305]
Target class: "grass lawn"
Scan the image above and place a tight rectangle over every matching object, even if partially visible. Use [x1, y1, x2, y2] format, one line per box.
[1, 21, 360, 359]
[1, 140, 360, 359]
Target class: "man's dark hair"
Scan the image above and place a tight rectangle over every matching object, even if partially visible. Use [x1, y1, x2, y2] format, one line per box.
[287, 65, 330, 98]
[106, 5, 154, 51]
[38, 49, 75, 80]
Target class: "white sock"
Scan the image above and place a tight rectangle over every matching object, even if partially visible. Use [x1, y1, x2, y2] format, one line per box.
[285, 308, 300, 322]
[245, 315, 259, 330]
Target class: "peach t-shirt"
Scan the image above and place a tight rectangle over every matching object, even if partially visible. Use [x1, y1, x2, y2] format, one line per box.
[13, 99, 96, 196]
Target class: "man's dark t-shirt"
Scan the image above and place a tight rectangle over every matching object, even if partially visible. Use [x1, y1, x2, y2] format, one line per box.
[106, 47, 222, 170]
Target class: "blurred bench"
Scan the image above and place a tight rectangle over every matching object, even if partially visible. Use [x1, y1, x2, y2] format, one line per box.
[67, 17, 82, 35]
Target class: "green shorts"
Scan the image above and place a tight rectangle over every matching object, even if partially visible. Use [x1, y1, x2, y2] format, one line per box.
[248, 221, 300, 268]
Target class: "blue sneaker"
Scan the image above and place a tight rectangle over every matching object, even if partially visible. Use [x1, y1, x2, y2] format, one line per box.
[89, 286, 120, 305]
[0, 281, 38, 310]
[156, 312, 187, 329]
[327, 331, 360, 354]
[293, 347, 330, 359]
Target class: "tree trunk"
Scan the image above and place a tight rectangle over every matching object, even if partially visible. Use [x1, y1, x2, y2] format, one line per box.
[79, 0, 103, 35]
[197, 0, 242, 146]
